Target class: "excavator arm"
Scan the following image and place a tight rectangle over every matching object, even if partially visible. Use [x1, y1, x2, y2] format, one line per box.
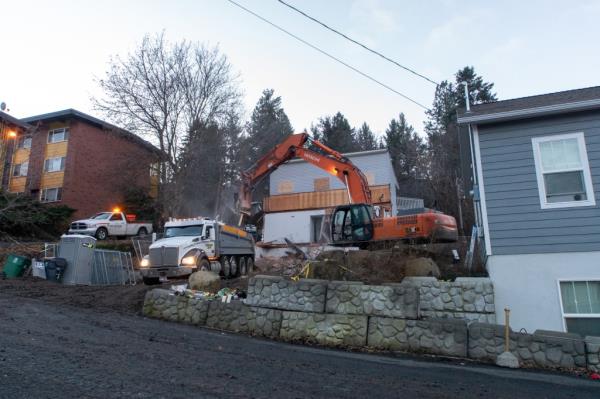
[239, 133, 372, 224]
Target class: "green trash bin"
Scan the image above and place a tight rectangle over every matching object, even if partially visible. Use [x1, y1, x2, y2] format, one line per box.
[2, 254, 31, 278]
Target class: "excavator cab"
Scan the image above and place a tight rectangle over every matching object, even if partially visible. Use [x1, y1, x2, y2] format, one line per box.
[331, 203, 374, 244]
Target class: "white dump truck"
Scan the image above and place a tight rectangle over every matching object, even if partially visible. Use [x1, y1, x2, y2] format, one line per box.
[139, 216, 255, 285]
[68, 210, 153, 240]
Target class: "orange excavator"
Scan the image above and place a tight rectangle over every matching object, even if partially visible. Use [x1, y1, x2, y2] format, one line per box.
[239, 133, 457, 246]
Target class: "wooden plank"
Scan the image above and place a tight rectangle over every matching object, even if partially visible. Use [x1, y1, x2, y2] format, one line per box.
[12, 149, 30, 164]
[45, 141, 68, 158]
[264, 184, 390, 212]
[9, 177, 26, 193]
[41, 171, 65, 188]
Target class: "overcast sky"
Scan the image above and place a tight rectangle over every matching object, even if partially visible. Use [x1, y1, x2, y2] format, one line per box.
[1, 0, 599, 138]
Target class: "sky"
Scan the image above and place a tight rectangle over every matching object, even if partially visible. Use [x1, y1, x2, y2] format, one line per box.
[1, 0, 599, 138]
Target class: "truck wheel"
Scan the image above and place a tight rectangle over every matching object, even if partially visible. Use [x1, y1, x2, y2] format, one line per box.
[228, 256, 238, 277]
[246, 257, 254, 273]
[143, 276, 160, 285]
[138, 227, 148, 236]
[221, 258, 231, 278]
[95, 227, 108, 240]
[197, 258, 210, 271]
[239, 257, 247, 276]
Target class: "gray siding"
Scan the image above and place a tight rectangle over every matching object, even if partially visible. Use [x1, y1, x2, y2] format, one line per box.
[479, 111, 600, 255]
[269, 151, 399, 213]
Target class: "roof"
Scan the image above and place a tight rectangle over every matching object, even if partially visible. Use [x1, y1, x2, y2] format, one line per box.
[0, 110, 32, 130]
[22, 108, 162, 155]
[457, 86, 600, 125]
[286, 148, 389, 164]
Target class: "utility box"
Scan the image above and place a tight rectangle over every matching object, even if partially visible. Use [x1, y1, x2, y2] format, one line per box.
[59, 235, 97, 285]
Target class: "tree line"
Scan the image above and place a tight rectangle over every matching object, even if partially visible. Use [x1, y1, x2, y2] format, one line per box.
[93, 33, 497, 231]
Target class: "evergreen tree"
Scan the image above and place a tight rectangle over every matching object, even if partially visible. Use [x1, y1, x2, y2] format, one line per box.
[311, 112, 358, 153]
[424, 66, 497, 231]
[385, 113, 425, 181]
[243, 89, 293, 168]
[355, 122, 378, 151]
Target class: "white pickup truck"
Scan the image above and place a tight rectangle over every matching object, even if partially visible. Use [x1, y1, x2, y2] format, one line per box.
[139, 216, 254, 285]
[68, 211, 153, 240]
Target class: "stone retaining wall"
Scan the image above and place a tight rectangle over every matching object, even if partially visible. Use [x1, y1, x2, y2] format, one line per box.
[245, 276, 327, 312]
[143, 276, 600, 372]
[326, 283, 418, 319]
[368, 317, 467, 357]
[468, 323, 587, 368]
[280, 312, 368, 347]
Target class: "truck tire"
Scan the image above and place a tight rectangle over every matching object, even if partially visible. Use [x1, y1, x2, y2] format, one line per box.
[246, 256, 254, 273]
[221, 258, 231, 278]
[137, 227, 148, 236]
[95, 227, 108, 240]
[143, 276, 160, 285]
[228, 256, 238, 277]
[197, 257, 210, 271]
[239, 257, 247, 276]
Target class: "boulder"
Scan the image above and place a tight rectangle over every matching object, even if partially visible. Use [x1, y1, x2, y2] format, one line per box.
[404, 257, 441, 278]
[188, 271, 221, 292]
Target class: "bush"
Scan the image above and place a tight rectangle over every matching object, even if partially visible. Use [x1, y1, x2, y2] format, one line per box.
[0, 191, 75, 239]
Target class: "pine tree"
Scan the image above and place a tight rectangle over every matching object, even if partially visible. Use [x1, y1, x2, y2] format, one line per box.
[355, 122, 378, 151]
[243, 89, 293, 168]
[385, 113, 425, 181]
[311, 112, 358, 153]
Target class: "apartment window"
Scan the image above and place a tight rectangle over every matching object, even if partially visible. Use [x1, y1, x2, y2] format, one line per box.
[532, 133, 595, 209]
[559, 280, 600, 336]
[12, 161, 28, 177]
[40, 187, 62, 203]
[44, 157, 66, 173]
[17, 136, 32, 149]
[48, 128, 69, 143]
[314, 177, 330, 192]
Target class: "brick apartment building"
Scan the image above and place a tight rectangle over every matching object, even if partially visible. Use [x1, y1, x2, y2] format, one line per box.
[1, 109, 161, 219]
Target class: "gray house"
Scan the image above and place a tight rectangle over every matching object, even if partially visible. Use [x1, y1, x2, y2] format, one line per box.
[458, 86, 600, 336]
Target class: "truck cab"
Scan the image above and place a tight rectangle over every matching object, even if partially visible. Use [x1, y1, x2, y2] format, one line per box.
[139, 217, 254, 285]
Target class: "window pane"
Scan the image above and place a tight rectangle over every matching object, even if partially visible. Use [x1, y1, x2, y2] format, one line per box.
[574, 281, 592, 313]
[565, 318, 600, 337]
[590, 282, 600, 313]
[539, 138, 582, 171]
[544, 171, 586, 202]
[561, 282, 577, 313]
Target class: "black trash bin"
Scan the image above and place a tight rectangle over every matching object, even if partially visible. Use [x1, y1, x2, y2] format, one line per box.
[44, 258, 68, 282]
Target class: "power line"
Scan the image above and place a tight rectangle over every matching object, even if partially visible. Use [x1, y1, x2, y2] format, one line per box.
[225, 0, 429, 110]
[277, 0, 439, 86]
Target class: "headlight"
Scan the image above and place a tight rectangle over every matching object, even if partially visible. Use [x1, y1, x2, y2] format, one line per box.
[181, 256, 196, 266]
[140, 257, 150, 267]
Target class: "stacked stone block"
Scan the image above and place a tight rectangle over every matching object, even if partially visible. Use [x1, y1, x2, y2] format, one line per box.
[143, 289, 208, 325]
[206, 301, 282, 338]
[280, 311, 368, 347]
[368, 317, 467, 357]
[326, 282, 419, 319]
[585, 336, 600, 372]
[468, 323, 586, 368]
[245, 276, 327, 312]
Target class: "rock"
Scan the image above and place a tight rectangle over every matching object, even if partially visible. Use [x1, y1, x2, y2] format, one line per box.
[496, 351, 519, 368]
[188, 271, 221, 292]
[404, 257, 440, 278]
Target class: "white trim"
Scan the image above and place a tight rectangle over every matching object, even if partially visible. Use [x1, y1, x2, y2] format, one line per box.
[472, 125, 492, 255]
[531, 132, 595, 209]
[457, 98, 600, 124]
[557, 278, 600, 332]
[47, 127, 69, 144]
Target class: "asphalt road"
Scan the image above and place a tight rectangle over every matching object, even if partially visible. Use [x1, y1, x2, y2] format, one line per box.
[0, 295, 598, 399]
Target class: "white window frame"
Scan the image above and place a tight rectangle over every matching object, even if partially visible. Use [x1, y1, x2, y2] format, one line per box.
[17, 136, 32, 149]
[12, 161, 28, 177]
[532, 132, 595, 209]
[47, 128, 69, 143]
[557, 278, 600, 332]
[40, 187, 62, 203]
[44, 156, 66, 173]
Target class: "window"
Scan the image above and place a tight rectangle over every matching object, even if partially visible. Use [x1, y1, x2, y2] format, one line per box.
[532, 133, 595, 208]
[277, 180, 294, 194]
[314, 177, 330, 192]
[17, 136, 32, 149]
[48, 128, 69, 143]
[559, 280, 600, 336]
[109, 213, 124, 221]
[12, 162, 28, 177]
[44, 157, 66, 172]
[40, 187, 62, 203]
